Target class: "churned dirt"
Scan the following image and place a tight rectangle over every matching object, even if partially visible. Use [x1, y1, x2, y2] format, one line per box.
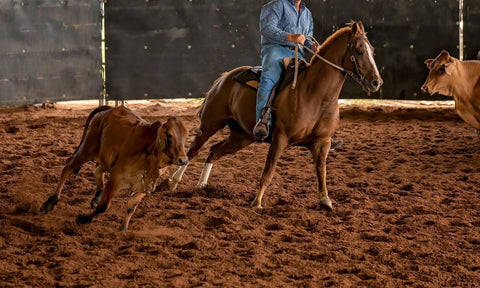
[1, 99, 480, 287]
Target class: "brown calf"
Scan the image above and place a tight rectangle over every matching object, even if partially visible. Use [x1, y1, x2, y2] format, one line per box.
[40, 106, 188, 231]
[422, 50, 480, 130]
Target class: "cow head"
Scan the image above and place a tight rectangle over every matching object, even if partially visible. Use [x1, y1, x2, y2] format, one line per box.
[147, 117, 188, 166]
[421, 50, 456, 97]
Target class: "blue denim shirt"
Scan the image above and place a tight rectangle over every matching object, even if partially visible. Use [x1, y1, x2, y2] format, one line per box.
[259, 0, 313, 51]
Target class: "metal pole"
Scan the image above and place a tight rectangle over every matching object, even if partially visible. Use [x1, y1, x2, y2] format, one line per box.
[459, 0, 464, 60]
[100, 0, 107, 106]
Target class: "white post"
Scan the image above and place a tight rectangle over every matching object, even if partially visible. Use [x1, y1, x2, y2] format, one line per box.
[459, 0, 464, 60]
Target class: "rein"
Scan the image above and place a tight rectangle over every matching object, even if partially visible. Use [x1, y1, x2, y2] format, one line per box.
[291, 35, 367, 89]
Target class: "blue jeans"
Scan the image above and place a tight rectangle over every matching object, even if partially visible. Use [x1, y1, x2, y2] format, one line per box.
[256, 44, 306, 121]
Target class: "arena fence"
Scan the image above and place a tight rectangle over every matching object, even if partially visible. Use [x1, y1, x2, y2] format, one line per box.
[0, 0, 479, 105]
[0, 0, 102, 106]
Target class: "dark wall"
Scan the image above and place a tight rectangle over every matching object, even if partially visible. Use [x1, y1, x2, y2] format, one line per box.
[0, 0, 101, 106]
[0, 1, 478, 105]
[105, 0, 480, 101]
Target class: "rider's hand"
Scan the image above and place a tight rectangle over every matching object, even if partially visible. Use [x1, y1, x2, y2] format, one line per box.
[286, 34, 306, 45]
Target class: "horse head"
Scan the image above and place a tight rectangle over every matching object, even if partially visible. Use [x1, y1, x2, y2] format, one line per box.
[344, 21, 383, 93]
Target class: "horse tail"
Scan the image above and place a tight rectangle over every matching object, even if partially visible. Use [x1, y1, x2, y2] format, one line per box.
[198, 72, 228, 118]
[71, 105, 112, 174]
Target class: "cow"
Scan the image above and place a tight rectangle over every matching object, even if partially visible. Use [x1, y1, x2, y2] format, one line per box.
[422, 50, 480, 130]
[40, 106, 188, 231]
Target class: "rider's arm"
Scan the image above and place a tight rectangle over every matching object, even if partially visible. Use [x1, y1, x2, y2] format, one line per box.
[259, 1, 290, 46]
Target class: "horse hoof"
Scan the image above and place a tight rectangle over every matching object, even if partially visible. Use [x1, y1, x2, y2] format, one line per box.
[120, 226, 128, 232]
[319, 197, 333, 211]
[168, 179, 178, 191]
[250, 200, 263, 209]
[196, 183, 207, 189]
[76, 214, 92, 225]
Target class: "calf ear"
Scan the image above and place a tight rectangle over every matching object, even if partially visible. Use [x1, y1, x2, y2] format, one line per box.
[444, 63, 453, 75]
[144, 121, 162, 155]
[424, 59, 433, 69]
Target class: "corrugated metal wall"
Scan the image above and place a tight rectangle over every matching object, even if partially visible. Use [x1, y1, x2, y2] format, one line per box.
[0, 0, 101, 106]
[105, 0, 480, 101]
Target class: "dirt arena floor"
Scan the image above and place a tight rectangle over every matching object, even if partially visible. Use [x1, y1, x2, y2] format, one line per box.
[1, 99, 480, 287]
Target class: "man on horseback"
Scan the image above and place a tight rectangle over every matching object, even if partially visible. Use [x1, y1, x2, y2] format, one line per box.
[253, 0, 312, 141]
[253, 0, 343, 149]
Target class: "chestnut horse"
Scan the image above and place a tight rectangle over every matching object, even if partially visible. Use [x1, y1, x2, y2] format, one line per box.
[170, 21, 382, 210]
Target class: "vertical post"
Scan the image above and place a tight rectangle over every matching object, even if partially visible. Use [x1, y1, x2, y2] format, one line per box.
[100, 0, 108, 106]
[459, 0, 464, 60]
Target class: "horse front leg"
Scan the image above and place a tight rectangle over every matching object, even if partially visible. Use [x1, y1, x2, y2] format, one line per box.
[311, 137, 333, 211]
[251, 134, 288, 208]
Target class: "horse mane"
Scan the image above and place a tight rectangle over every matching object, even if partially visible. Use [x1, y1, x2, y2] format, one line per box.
[310, 25, 353, 65]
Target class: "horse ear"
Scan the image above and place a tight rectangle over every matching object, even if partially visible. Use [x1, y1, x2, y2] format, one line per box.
[352, 21, 365, 35]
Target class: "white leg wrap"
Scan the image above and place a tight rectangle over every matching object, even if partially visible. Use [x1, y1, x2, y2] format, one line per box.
[168, 164, 188, 191]
[197, 163, 213, 188]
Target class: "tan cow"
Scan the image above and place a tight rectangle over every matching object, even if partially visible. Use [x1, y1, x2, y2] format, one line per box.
[40, 106, 188, 231]
[422, 50, 480, 130]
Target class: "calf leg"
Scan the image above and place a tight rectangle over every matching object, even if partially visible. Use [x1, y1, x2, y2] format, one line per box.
[310, 137, 333, 211]
[76, 172, 120, 224]
[40, 153, 89, 214]
[120, 193, 146, 231]
[90, 165, 105, 209]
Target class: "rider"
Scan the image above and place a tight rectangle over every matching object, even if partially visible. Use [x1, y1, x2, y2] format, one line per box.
[253, 0, 343, 150]
[253, 0, 312, 141]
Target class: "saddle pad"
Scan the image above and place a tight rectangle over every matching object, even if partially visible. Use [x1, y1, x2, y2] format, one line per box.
[233, 66, 261, 89]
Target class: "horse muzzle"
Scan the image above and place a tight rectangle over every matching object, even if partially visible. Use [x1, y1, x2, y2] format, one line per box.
[362, 77, 383, 93]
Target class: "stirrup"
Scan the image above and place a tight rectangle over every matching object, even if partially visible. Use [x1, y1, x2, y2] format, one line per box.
[253, 119, 269, 142]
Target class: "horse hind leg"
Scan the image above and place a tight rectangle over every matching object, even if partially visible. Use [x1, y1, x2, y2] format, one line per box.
[198, 123, 253, 188]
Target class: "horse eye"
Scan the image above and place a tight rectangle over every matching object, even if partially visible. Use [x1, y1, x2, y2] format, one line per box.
[357, 50, 364, 55]
[438, 66, 445, 72]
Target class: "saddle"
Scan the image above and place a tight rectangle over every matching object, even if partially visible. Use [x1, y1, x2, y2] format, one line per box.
[233, 58, 309, 93]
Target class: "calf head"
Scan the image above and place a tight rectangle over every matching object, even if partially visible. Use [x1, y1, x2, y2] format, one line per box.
[147, 117, 188, 166]
[421, 50, 456, 96]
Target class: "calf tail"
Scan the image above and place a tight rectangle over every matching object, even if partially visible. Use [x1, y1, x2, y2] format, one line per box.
[71, 105, 112, 174]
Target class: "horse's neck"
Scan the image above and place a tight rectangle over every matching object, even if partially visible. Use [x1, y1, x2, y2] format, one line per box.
[300, 34, 349, 99]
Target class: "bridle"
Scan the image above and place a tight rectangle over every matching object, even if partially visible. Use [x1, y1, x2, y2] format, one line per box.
[292, 34, 369, 89]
